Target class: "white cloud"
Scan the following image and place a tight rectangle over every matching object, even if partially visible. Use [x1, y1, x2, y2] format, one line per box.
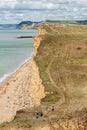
[0, 0, 18, 9]
[0, 0, 59, 10]
[0, 0, 87, 23]
[0, 0, 87, 10]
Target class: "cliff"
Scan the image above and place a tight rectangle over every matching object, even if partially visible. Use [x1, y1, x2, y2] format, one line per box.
[0, 27, 45, 124]
[29, 27, 46, 106]
[1, 25, 87, 130]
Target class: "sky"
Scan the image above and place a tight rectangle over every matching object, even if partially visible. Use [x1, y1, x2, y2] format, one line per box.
[0, 0, 87, 24]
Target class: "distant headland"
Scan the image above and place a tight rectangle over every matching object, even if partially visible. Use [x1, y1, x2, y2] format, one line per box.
[0, 20, 87, 30]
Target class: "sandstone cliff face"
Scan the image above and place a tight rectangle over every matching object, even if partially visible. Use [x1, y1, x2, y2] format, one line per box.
[34, 36, 44, 56]
[29, 27, 46, 106]
[29, 59, 45, 107]
[29, 30, 46, 106]
[34, 26, 47, 56]
[38, 26, 47, 35]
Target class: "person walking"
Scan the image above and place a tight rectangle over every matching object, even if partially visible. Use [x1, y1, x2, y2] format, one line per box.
[51, 105, 54, 111]
[35, 111, 39, 119]
[39, 111, 43, 118]
[45, 105, 48, 111]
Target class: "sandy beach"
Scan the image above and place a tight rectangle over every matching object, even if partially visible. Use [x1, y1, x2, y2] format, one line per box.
[0, 31, 45, 124]
[0, 57, 34, 123]
[0, 53, 45, 124]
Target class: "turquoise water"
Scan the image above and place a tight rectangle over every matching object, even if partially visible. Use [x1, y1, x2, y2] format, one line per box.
[0, 29, 37, 82]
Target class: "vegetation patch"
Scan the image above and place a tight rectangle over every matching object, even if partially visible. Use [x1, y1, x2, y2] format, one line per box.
[0, 123, 5, 128]
[35, 25, 87, 104]
[15, 118, 32, 128]
[78, 59, 87, 63]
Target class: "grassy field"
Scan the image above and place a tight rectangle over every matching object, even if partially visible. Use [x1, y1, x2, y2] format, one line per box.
[35, 25, 87, 106]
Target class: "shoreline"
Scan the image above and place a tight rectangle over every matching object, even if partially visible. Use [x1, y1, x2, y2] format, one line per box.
[0, 53, 34, 85]
[0, 29, 37, 85]
[0, 28, 45, 124]
[0, 54, 34, 123]
[0, 49, 45, 123]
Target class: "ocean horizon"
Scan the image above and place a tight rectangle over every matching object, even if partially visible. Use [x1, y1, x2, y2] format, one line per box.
[0, 29, 37, 83]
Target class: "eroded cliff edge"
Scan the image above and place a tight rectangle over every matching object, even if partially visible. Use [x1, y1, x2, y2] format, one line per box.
[0, 26, 45, 124]
[29, 33, 46, 106]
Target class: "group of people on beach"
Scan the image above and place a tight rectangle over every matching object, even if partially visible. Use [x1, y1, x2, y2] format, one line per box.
[35, 105, 54, 119]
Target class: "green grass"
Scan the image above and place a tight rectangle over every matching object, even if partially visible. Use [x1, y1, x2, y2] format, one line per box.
[78, 59, 87, 63]
[62, 20, 78, 24]
[0, 123, 5, 128]
[15, 118, 32, 128]
[42, 92, 60, 104]
[35, 25, 87, 103]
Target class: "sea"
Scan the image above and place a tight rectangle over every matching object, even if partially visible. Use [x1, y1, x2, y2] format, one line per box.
[0, 29, 37, 83]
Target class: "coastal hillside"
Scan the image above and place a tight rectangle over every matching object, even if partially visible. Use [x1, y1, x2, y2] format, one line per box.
[16, 20, 87, 29]
[36, 25, 87, 106]
[1, 24, 87, 130]
[0, 20, 87, 30]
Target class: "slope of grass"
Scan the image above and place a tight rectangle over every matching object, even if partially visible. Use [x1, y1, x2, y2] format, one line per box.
[35, 25, 87, 104]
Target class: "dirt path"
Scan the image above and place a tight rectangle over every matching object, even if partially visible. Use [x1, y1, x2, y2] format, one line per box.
[46, 47, 72, 117]
[46, 58, 65, 102]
